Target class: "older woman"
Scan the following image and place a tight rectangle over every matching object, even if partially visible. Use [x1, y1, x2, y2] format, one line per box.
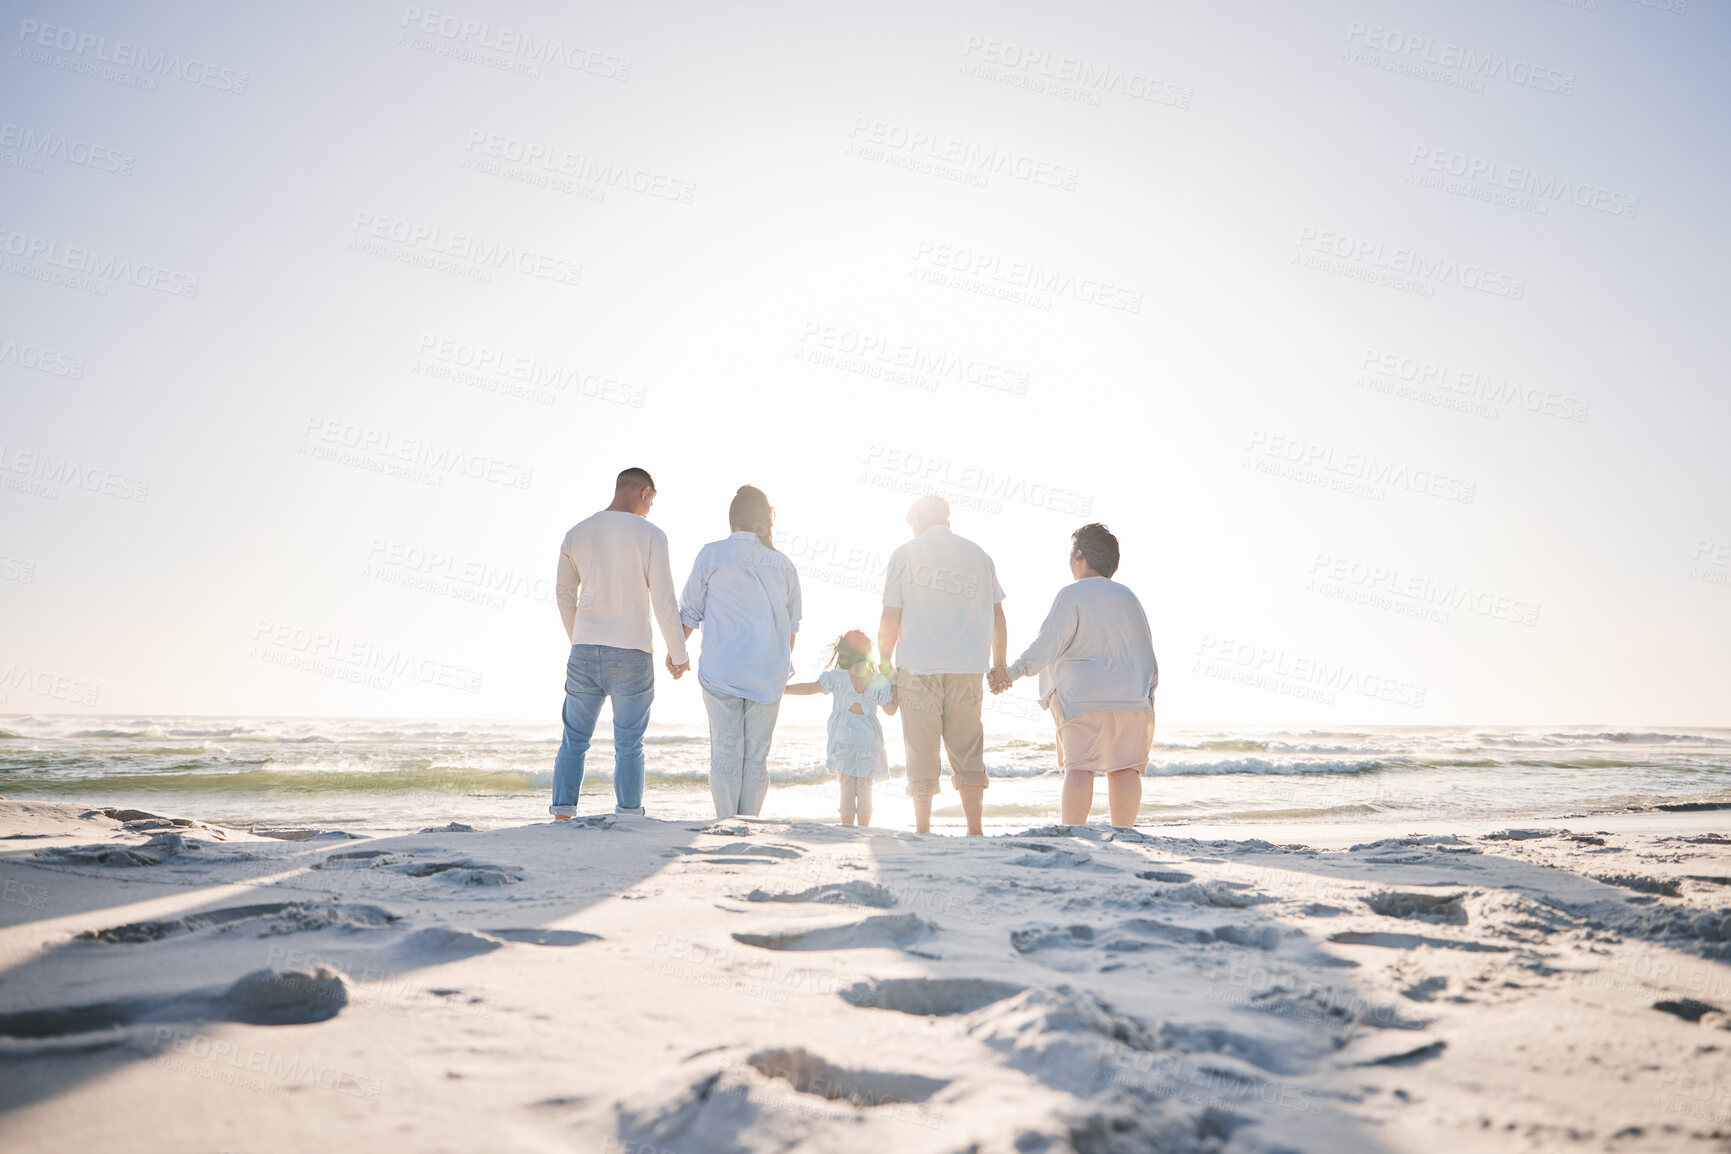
[679, 485, 801, 818]
[990, 523, 1158, 827]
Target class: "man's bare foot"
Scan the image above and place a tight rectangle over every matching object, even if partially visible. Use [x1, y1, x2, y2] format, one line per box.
[553, 813, 572, 821]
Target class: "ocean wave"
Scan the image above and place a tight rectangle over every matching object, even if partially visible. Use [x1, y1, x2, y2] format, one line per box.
[1147, 758, 1381, 777]
[0, 766, 554, 795]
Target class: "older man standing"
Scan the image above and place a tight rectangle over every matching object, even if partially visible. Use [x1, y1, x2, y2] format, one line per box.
[879, 495, 1006, 836]
[551, 467, 690, 820]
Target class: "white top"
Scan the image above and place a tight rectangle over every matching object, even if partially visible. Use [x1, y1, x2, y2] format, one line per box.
[1006, 576, 1158, 720]
[882, 526, 1005, 675]
[680, 531, 803, 704]
[555, 511, 689, 664]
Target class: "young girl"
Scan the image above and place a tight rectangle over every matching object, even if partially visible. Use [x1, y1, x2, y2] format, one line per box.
[784, 630, 897, 826]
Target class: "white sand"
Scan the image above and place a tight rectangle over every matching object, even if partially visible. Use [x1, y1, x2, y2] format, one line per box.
[2, 799, 1730, 1152]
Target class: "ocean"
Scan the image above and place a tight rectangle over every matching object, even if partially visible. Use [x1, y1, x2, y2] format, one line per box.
[3, 715, 1728, 835]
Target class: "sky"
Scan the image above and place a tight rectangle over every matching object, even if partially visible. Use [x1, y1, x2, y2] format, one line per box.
[1, 0, 1727, 730]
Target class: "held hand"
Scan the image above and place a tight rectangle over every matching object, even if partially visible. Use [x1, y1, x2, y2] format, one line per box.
[666, 657, 690, 679]
[988, 666, 1011, 694]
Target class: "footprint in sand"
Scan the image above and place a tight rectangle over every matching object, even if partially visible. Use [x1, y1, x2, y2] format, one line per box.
[732, 913, 935, 951]
[1328, 930, 1508, 953]
[76, 901, 398, 944]
[0, 965, 351, 1042]
[742, 881, 894, 908]
[1363, 890, 1469, 925]
[839, 977, 1024, 1015]
[745, 1047, 949, 1104]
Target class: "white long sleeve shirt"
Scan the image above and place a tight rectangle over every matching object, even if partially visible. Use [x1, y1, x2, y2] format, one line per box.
[1006, 576, 1158, 720]
[679, 531, 802, 703]
[555, 511, 689, 664]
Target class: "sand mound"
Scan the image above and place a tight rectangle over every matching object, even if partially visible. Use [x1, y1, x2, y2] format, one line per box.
[391, 927, 506, 964]
[219, 965, 350, 1025]
[34, 833, 191, 867]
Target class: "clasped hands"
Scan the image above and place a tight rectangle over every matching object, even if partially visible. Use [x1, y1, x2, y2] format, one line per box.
[987, 665, 1013, 694]
[666, 656, 690, 678]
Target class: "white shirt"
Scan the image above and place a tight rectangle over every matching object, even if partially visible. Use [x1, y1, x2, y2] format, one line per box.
[882, 526, 1004, 675]
[1006, 576, 1158, 719]
[555, 511, 689, 664]
[680, 531, 803, 704]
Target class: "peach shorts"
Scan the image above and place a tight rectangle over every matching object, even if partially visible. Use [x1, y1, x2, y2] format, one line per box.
[1050, 705, 1155, 774]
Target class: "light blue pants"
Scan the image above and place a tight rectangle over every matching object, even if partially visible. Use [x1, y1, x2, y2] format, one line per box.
[700, 678, 780, 818]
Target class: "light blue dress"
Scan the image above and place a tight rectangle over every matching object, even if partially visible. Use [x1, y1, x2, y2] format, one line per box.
[819, 668, 893, 779]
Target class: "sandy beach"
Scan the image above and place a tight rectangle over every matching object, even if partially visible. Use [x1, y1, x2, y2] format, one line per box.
[4, 799, 1730, 1152]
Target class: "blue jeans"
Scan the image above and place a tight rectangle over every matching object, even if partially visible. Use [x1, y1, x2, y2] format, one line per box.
[552, 645, 654, 816]
[700, 678, 780, 818]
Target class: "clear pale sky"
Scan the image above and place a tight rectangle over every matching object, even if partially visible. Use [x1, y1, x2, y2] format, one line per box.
[1, 0, 1726, 729]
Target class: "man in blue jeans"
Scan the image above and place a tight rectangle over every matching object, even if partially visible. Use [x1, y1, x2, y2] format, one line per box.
[551, 467, 690, 818]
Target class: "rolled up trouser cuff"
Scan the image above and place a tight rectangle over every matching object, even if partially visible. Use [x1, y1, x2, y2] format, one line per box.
[549, 804, 577, 816]
[898, 670, 989, 797]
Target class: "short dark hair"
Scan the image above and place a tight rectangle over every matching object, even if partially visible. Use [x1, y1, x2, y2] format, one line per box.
[1071, 523, 1119, 577]
[616, 467, 654, 491]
